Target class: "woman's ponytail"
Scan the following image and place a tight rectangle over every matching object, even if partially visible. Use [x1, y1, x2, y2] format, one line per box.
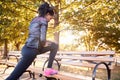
[38, 2, 54, 17]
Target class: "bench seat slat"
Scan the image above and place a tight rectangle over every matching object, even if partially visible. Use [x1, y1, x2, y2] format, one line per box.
[59, 61, 114, 69]
[47, 73, 82, 80]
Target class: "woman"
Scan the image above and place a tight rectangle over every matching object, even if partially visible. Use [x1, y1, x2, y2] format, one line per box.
[6, 2, 58, 80]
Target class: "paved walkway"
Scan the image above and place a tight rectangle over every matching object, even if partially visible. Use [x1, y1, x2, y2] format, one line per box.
[0, 67, 102, 80]
[0, 65, 45, 80]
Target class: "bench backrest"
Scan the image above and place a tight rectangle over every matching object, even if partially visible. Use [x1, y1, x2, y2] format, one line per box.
[57, 51, 115, 55]
[37, 51, 115, 69]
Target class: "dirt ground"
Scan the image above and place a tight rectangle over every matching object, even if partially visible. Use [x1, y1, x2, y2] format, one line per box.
[0, 64, 120, 80]
[0, 65, 45, 80]
[60, 64, 120, 80]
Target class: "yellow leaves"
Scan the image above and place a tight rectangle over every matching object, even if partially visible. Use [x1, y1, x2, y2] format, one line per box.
[100, 6, 118, 16]
[113, 8, 119, 14]
[101, 7, 110, 15]
[0, 1, 2, 5]
[90, 12, 97, 18]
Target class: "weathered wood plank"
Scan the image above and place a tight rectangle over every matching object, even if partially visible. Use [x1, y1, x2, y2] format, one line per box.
[60, 62, 115, 69]
[37, 55, 115, 62]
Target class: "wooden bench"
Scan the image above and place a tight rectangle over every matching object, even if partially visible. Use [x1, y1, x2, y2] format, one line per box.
[3, 51, 115, 80]
[0, 51, 34, 78]
[1, 51, 21, 74]
[35, 51, 115, 80]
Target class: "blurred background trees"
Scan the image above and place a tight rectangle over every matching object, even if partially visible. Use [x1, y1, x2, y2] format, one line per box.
[0, 0, 120, 58]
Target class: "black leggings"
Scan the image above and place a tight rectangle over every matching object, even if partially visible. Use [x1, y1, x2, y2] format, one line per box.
[6, 41, 58, 80]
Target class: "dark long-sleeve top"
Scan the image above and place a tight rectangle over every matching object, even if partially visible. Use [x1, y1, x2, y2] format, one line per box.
[26, 17, 48, 49]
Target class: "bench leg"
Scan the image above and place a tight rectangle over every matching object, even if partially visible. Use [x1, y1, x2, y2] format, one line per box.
[24, 70, 33, 78]
[108, 69, 111, 80]
[92, 62, 111, 80]
[2, 66, 9, 74]
[32, 72, 35, 79]
[42, 59, 61, 71]
[24, 70, 36, 79]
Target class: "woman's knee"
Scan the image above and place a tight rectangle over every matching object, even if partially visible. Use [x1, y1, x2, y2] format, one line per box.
[51, 42, 58, 50]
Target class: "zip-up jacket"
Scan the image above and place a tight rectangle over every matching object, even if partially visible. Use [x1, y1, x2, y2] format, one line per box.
[26, 17, 48, 49]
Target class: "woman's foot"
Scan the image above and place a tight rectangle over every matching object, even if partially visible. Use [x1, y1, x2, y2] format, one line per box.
[43, 68, 58, 76]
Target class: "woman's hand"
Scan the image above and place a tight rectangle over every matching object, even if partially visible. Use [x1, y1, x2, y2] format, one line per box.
[41, 41, 46, 47]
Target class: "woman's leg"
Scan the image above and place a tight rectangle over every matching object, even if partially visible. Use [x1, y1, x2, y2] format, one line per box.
[6, 45, 38, 80]
[39, 41, 58, 68]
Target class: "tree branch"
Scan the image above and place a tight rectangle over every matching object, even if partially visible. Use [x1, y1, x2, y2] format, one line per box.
[15, 1, 37, 13]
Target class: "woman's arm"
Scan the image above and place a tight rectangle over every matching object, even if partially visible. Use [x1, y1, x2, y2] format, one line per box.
[40, 24, 47, 47]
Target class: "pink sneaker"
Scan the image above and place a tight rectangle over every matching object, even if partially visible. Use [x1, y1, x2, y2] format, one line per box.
[43, 68, 58, 76]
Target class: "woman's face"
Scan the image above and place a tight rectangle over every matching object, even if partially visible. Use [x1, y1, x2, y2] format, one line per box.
[45, 13, 54, 22]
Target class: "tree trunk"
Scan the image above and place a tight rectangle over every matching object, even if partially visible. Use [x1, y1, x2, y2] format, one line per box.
[53, 1, 60, 49]
[15, 41, 21, 51]
[15, 43, 20, 51]
[3, 39, 8, 58]
[54, 32, 60, 50]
